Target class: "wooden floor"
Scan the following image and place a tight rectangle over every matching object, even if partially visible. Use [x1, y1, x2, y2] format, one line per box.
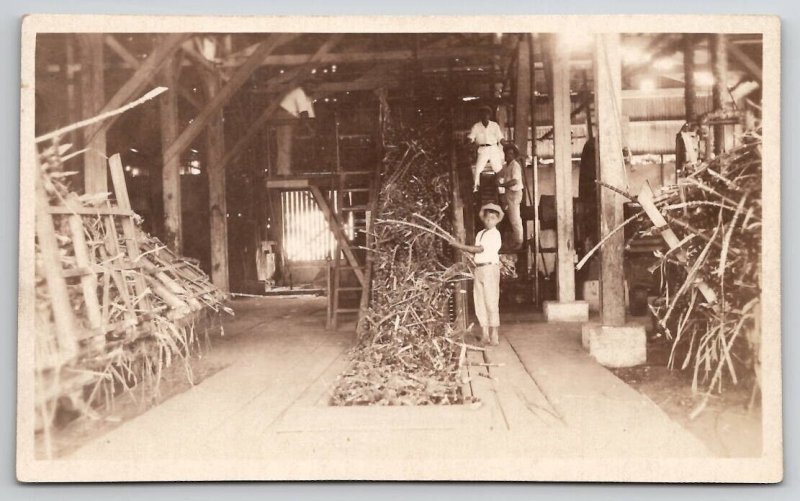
[35, 296, 711, 481]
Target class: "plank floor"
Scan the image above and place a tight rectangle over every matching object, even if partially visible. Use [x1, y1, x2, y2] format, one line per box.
[38, 296, 711, 481]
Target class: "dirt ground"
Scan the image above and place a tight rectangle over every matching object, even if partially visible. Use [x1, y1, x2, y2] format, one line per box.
[612, 330, 762, 458]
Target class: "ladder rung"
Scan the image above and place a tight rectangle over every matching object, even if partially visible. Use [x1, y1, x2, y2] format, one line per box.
[341, 205, 368, 212]
[339, 170, 372, 176]
[336, 265, 365, 271]
[342, 187, 371, 192]
[337, 286, 363, 292]
[335, 308, 360, 313]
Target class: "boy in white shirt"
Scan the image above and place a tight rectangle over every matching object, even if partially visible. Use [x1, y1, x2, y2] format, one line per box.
[449, 203, 504, 346]
[467, 105, 506, 192]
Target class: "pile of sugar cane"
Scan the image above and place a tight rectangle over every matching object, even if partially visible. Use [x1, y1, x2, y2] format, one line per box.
[586, 132, 763, 406]
[35, 141, 231, 448]
[329, 107, 471, 406]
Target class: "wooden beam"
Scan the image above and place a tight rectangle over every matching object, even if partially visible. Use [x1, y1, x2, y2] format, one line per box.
[514, 36, 531, 159]
[252, 73, 399, 95]
[711, 34, 729, 155]
[593, 33, 627, 327]
[86, 33, 189, 142]
[181, 38, 228, 80]
[215, 35, 344, 175]
[203, 72, 230, 292]
[104, 34, 203, 110]
[683, 34, 697, 122]
[78, 34, 107, 194]
[528, 33, 540, 303]
[727, 41, 762, 83]
[163, 34, 291, 166]
[221, 44, 501, 67]
[160, 55, 183, 253]
[64, 37, 80, 148]
[549, 34, 576, 303]
[448, 105, 468, 331]
[309, 185, 366, 287]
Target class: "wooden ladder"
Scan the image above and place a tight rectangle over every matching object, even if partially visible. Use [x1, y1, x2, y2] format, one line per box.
[313, 169, 376, 330]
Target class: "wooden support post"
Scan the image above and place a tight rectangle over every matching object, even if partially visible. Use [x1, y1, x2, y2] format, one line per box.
[204, 73, 230, 292]
[448, 106, 468, 331]
[514, 36, 531, 157]
[528, 33, 540, 302]
[711, 34, 729, 155]
[78, 34, 107, 194]
[160, 55, 183, 253]
[549, 34, 576, 303]
[683, 34, 697, 122]
[65, 36, 80, 149]
[593, 33, 627, 327]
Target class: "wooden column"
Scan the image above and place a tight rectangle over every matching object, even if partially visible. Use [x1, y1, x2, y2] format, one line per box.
[514, 35, 531, 158]
[204, 73, 230, 292]
[78, 34, 107, 194]
[64, 36, 80, 148]
[711, 34, 728, 155]
[528, 33, 540, 301]
[160, 55, 183, 253]
[682, 34, 697, 122]
[593, 33, 626, 327]
[449, 106, 468, 331]
[549, 34, 576, 303]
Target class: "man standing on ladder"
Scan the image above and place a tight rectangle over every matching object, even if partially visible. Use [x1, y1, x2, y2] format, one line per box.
[500, 143, 524, 249]
[467, 105, 506, 192]
[273, 84, 316, 176]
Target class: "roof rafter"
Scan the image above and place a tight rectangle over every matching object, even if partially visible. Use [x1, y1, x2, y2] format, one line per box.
[103, 34, 203, 110]
[163, 33, 296, 165]
[219, 34, 344, 173]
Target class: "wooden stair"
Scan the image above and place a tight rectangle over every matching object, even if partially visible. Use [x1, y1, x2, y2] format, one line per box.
[316, 168, 377, 330]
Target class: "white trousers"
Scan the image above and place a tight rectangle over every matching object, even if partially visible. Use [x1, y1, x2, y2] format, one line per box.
[274, 108, 297, 176]
[504, 190, 524, 247]
[473, 264, 500, 327]
[473, 146, 504, 187]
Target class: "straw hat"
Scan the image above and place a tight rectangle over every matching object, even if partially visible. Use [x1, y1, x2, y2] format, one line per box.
[479, 203, 505, 222]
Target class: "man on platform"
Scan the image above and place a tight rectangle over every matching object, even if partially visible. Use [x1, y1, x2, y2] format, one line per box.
[273, 85, 316, 176]
[467, 105, 506, 192]
[500, 143, 524, 249]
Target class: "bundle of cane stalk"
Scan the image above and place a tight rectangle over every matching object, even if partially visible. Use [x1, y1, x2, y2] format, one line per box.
[586, 132, 763, 404]
[329, 106, 471, 406]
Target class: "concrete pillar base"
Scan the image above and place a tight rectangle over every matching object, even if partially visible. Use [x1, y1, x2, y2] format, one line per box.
[543, 301, 589, 322]
[581, 322, 647, 368]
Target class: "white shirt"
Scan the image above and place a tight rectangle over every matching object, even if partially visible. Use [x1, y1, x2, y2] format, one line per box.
[474, 227, 502, 264]
[280, 87, 315, 118]
[502, 159, 524, 192]
[468, 120, 504, 146]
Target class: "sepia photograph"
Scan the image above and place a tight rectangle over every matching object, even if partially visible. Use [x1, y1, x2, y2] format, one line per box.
[17, 14, 782, 482]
